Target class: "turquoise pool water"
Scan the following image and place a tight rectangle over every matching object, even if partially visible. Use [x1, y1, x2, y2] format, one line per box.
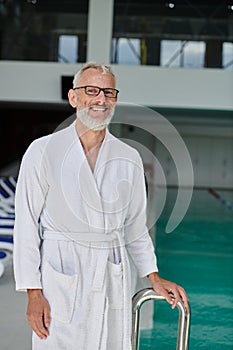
[139, 189, 233, 350]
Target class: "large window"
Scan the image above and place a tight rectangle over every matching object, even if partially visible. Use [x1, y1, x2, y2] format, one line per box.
[112, 1, 232, 69]
[160, 40, 205, 68]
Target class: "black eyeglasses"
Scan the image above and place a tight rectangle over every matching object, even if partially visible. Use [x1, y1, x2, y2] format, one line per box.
[73, 85, 119, 98]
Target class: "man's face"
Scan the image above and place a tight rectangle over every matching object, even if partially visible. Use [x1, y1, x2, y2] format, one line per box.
[73, 68, 118, 130]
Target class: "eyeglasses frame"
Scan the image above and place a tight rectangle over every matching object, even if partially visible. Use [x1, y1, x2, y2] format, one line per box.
[73, 85, 119, 98]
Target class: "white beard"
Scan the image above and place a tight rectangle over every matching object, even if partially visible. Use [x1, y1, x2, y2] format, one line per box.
[77, 105, 115, 131]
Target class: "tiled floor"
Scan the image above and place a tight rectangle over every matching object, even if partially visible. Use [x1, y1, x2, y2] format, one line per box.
[0, 267, 31, 350]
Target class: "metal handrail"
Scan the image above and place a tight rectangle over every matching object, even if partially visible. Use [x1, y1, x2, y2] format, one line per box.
[132, 288, 191, 350]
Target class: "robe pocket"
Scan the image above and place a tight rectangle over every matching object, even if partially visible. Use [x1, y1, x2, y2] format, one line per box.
[107, 260, 123, 310]
[41, 261, 78, 324]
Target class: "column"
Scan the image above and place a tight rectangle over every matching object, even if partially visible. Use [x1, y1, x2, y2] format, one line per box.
[87, 0, 114, 63]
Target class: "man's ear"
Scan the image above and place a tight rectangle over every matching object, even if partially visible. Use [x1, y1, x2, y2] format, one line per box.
[68, 89, 78, 108]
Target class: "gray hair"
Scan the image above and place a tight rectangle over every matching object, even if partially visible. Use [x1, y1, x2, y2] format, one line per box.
[73, 61, 116, 88]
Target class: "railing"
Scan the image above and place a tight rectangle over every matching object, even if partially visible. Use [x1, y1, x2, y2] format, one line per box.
[132, 288, 191, 350]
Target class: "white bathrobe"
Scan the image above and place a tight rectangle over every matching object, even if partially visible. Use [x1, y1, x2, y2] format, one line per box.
[13, 120, 158, 350]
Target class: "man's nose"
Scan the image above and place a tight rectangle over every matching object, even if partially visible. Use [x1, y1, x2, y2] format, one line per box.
[95, 90, 107, 103]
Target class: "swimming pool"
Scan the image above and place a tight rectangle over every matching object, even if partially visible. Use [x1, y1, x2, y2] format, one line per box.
[139, 188, 233, 350]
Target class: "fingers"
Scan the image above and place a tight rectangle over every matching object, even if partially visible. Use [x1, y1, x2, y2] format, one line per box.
[177, 285, 189, 309]
[151, 277, 189, 310]
[164, 292, 174, 308]
[151, 283, 174, 307]
[169, 287, 181, 309]
[27, 311, 50, 339]
[44, 307, 51, 329]
[167, 285, 189, 310]
[26, 291, 51, 340]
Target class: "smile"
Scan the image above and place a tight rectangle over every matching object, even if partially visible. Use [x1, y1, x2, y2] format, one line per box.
[92, 107, 107, 112]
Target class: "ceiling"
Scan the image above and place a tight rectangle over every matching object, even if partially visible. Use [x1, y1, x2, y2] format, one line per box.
[17, 0, 233, 41]
[25, 0, 230, 19]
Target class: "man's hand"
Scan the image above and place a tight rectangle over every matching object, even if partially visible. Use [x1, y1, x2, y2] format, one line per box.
[147, 272, 189, 310]
[27, 289, 51, 339]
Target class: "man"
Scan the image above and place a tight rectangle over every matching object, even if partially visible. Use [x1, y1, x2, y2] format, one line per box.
[13, 61, 188, 350]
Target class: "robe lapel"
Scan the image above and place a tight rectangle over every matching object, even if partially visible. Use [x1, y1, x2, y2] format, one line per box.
[77, 132, 107, 231]
[60, 123, 107, 232]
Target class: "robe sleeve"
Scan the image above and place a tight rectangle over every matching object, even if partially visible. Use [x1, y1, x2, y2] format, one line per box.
[13, 139, 49, 291]
[124, 152, 158, 278]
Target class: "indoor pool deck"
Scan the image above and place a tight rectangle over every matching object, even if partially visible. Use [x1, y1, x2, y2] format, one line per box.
[0, 189, 232, 350]
[140, 188, 233, 350]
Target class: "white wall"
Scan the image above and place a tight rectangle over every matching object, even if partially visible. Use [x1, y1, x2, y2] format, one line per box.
[0, 60, 232, 111]
[112, 109, 233, 189]
[156, 132, 233, 189]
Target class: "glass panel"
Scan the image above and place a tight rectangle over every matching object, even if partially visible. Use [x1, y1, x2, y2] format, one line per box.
[161, 40, 205, 68]
[112, 38, 140, 65]
[160, 40, 181, 67]
[222, 42, 233, 70]
[58, 35, 79, 63]
[183, 41, 205, 68]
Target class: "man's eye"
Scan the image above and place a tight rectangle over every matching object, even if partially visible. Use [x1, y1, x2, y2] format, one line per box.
[87, 88, 98, 94]
[105, 89, 114, 95]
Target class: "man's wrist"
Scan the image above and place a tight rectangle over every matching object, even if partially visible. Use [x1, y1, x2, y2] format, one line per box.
[147, 272, 160, 281]
[27, 289, 42, 297]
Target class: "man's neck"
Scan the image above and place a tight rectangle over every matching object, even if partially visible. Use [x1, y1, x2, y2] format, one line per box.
[75, 118, 106, 154]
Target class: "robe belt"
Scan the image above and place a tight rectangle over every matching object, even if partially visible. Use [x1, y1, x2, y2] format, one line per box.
[42, 230, 121, 292]
[42, 230, 119, 246]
